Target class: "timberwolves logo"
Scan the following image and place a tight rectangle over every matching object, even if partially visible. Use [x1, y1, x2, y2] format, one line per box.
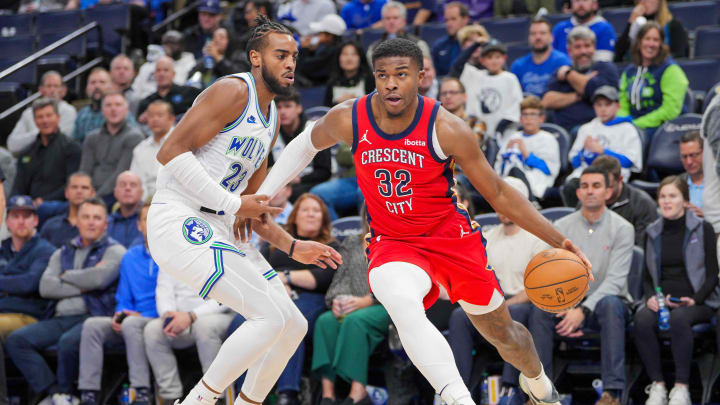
[182, 217, 213, 245]
[479, 88, 502, 114]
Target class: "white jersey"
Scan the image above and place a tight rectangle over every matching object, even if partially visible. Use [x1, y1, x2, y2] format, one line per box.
[156, 72, 277, 206]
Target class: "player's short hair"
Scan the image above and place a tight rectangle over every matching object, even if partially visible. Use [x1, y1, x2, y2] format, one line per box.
[580, 166, 610, 187]
[680, 130, 702, 149]
[246, 15, 293, 61]
[275, 88, 301, 105]
[372, 38, 424, 70]
[78, 196, 107, 213]
[520, 95, 544, 114]
[658, 175, 689, 202]
[590, 155, 621, 181]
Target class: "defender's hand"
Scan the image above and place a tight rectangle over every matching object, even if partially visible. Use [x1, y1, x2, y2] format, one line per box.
[291, 240, 343, 269]
[236, 195, 283, 220]
[561, 239, 594, 282]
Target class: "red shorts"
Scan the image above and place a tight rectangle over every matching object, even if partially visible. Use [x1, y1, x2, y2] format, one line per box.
[367, 211, 503, 309]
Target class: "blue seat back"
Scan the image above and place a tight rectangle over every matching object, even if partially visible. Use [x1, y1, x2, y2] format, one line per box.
[677, 59, 720, 94]
[86, 3, 130, 55]
[702, 81, 720, 113]
[479, 16, 530, 44]
[35, 9, 83, 34]
[0, 35, 34, 57]
[38, 32, 85, 57]
[601, 7, 632, 35]
[305, 106, 331, 121]
[484, 138, 498, 169]
[668, 1, 719, 31]
[506, 41, 531, 67]
[299, 87, 326, 110]
[360, 29, 385, 50]
[540, 207, 575, 222]
[627, 246, 644, 305]
[0, 58, 37, 85]
[546, 13, 570, 28]
[331, 216, 364, 242]
[473, 213, 500, 233]
[647, 114, 702, 173]
[419, 23, 446, 47]
[540, 123, 570, 171]
[630, 180, 659, 200]
[694, 26, 720, 59]
[0, 13, 33, 36]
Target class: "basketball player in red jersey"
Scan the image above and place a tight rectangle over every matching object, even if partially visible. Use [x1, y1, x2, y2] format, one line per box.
[256, 38, 592, 405]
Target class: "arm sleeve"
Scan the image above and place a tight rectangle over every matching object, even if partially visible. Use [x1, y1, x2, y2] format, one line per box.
[59, 104, 77, 137]
[136, 98, 150, 118]
[524, 153, 551, 175]
[7, 109, 38, 155]
[603, 149, 634, 168]
[569, 126, 588, 168]
[155, 271, 176, 316]
[584, 63, 619, 99]
[632, 192, 659, 246]
[642, 234, 654, 300]
[39, 250, 83, 298]
[114, 255, 133, 312]
[693, 222, 719, 304]
[307, 241, 340, 293]
[618, 72, 631, 117]
[59, 245, 125, 290]
[534, 134, 561, 178]
[0, 247, 53, 295]
[79, 134, 95, 175]
[44, 141, 82, 201]
[633, 64, 688, 129]
[583, 221, 634, 311]
[593, 24, 617, 62]
[11, 161, 28, 197]
[192, 299, 224, 316]
[96, 133, 144, 196]
[668, 20, 689, 59]
[614, 23, 631, 63]
[448, 42, 481, 78]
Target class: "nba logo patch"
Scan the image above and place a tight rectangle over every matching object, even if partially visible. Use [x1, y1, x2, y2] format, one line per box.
[182, 217, 213, 245]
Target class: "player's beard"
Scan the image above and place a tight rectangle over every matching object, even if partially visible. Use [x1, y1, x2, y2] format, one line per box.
[261, 64, 293, 97]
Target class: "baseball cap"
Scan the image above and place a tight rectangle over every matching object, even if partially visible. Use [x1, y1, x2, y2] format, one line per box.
[503, 177, 530, 200]
[198, 0, 221, 14]
[7, 195, 36, 213]
[308, 14, 347, 37]
[481, 43, 507, 57]
[592, 85, 619, 102]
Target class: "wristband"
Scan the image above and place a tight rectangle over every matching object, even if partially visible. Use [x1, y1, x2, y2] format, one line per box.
[563, 67, 573, 81]
[284, 270, 292, 285]
[288, 239, 297, 258]
[188, 311, 197, 324]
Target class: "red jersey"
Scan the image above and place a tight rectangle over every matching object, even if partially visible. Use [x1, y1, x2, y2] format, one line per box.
[352, 92, 459, 237]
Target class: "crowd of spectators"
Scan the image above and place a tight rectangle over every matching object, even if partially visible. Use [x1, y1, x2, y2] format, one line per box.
[0, 0, 719, 404]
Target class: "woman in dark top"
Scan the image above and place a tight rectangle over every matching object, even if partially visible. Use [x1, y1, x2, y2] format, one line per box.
[324, 41, 375, 107]
[263, 193, 340, 405]
[633, 176, 719, 405]
[614, 0, 688, 61]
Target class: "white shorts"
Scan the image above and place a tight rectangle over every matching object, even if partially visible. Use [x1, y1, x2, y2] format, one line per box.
[147, 189, 274, 299]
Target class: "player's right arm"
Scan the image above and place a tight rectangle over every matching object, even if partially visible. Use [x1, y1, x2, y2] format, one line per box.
[156, 78, 281, 220]
[256, 99, 355, 198]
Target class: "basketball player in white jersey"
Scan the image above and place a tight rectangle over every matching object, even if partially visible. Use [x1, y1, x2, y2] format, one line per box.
[146, 17, 342, 405]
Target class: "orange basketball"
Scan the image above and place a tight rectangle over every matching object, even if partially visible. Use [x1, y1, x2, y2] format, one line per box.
[524, 248, 589, 313]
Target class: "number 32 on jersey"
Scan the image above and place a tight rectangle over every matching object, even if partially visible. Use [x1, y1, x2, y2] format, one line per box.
[375, 168, 414, 214]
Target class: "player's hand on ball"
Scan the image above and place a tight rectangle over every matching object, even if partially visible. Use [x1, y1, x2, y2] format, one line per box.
[237, 195, 283, 220]
[291, 240, 343, 269]
[561, 239, 593, 282]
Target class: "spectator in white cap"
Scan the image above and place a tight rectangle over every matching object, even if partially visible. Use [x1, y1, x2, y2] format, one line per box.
[277, 0, 338, 37]
[296, 14, 348, 86]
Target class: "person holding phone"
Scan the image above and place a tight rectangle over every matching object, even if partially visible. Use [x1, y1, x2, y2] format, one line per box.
[632, 175, 720, 405]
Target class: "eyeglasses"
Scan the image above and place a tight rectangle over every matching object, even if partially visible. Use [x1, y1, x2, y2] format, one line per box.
[521, 112, 542, 117]
[680, 151, 702, 160]
[440, 90, 463, 97]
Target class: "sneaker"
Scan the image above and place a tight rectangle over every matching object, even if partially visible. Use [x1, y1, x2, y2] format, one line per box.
[79, 391, 98, 405]
[645, 383, 668, 405]
[51, 394, 79, 405]
[36, 396, 54, 405]
[519, 375, 560, 405]
[668, 386, 691, 405]
[594, 392, 619, 405]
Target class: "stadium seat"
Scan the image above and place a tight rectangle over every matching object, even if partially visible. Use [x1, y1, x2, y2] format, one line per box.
[418, 23, 446, 47]
[545, 13, 570, 28]
[627, 246, 644, 304]
[677, 59, 720, 94]
[473, 213, 500, 233]
[0, 35, 35, 57]
[668, 1, 719, 32]
[299, 87, 326, 110]
[0, 58, 37, 85]
[360, 29, 385, 51]
[540, 123, 571, 171]
[37, 32, 86, 57]
[484, 138, 498, 169]
[304, 106, 330, 121]
[646, 114, 702, 176]
[330, 216, 364, 241]
[539, 207, 575, 222]
[0, 81, 23, 111]
[702, 81, 720, 113]
[37, 56, 75, 82]
[694, 26, 720, 59]
[630, 179, 659, 200]
[479, 16, 530, 44]
[86, 3, 130, 55]
[0, 13, 33, 37]
[506, 41, 531, 67]
[600, 7, 632, 35]
[343, 30, 358, 43]
[34, 9, 83, 34]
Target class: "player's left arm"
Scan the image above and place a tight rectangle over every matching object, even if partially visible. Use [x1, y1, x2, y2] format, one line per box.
[437, 109, 593, 275]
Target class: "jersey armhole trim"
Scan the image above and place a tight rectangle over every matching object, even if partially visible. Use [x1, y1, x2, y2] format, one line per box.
[220, 75, 251, 133]
[426, 102, 447, 162]
[351, 97, 360, 154]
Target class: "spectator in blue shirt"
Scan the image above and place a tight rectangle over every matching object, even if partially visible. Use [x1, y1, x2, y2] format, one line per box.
[552, 0, 616, 62]
[341, 0, 387, 30]
[0, 196, 56, 339]
[108, 171, 144, 248]
[77, 201, 158, 405]
[510, 18, 572, 98]
[679, 131, 705, 218]
[542, 26, 619, 131]
[40, 173, 96, 248]
[431, 1, 470, 77]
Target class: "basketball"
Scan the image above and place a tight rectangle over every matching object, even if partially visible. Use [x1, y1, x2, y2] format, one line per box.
[524, 248, 589, 313]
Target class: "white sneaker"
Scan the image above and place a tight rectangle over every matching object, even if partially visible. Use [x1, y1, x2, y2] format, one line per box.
[668, 386, 691, 405]
[37, 396, 54, 405]
[51, 393, 79, 405]
[645, 382, 668, 405]
[519, 374, 561, 405]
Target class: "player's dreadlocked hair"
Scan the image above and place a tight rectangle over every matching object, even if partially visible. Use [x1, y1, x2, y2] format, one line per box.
[246, 15, 294, 61]
[371, 38, 424, 71]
